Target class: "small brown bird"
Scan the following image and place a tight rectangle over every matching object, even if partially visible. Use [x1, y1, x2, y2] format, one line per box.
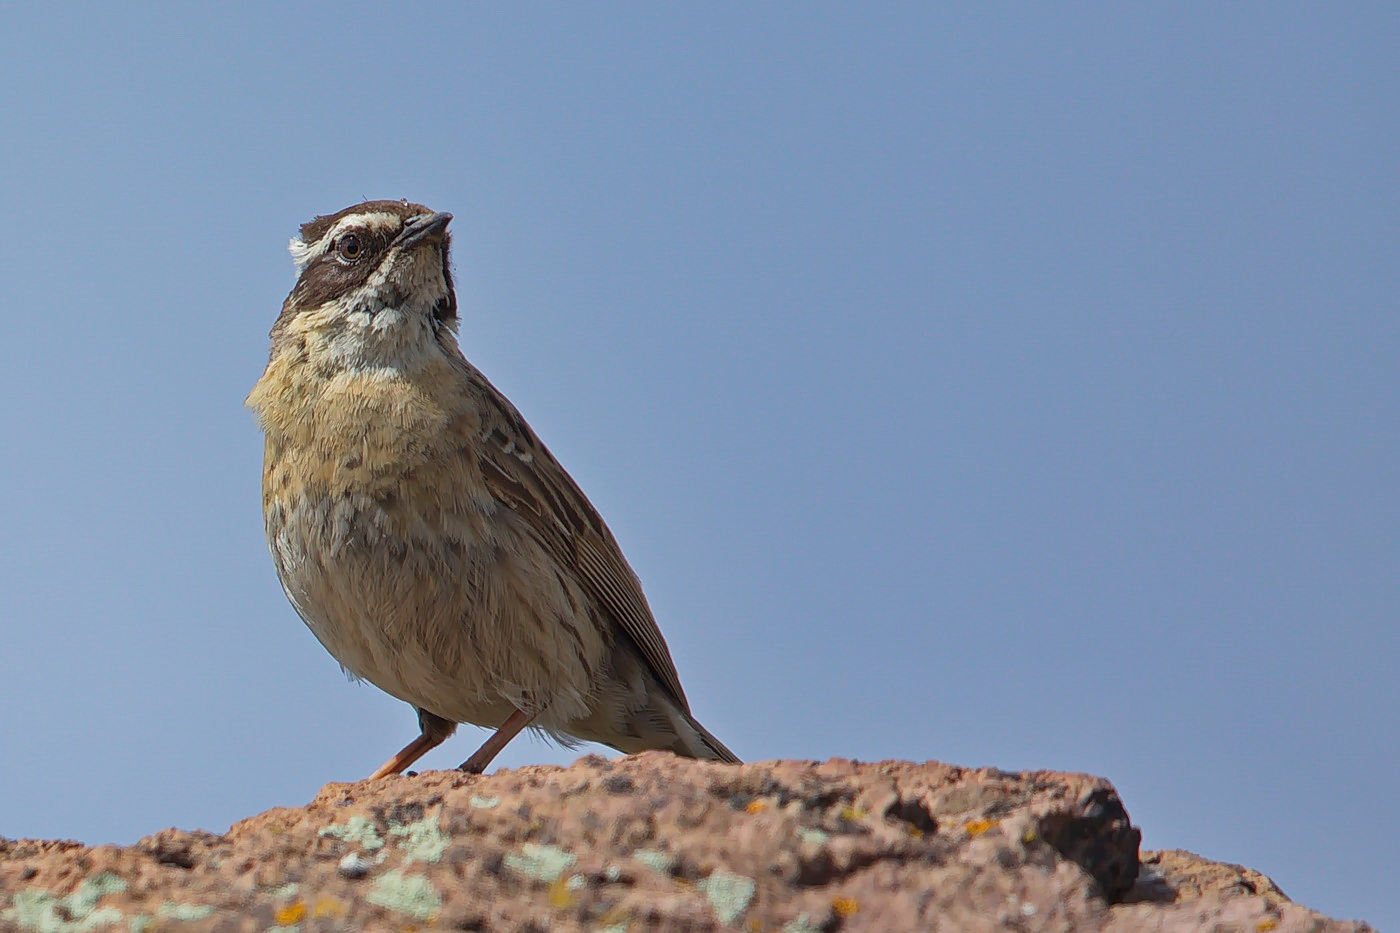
[247, 200, 738, 777]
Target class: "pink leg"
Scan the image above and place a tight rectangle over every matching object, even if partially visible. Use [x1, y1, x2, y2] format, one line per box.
[369, 732, 447, 779]
[458, 708, 534, 774]
[367, 710, 456, 779]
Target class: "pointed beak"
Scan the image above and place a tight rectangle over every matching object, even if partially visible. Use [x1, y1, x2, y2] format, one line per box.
[396, 211, 453, 250]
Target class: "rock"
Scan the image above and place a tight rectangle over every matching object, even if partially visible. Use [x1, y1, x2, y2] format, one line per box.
[0, 754, 1374, 931]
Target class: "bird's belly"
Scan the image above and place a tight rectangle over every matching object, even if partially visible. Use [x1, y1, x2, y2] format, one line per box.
[265, 486, 606, 729]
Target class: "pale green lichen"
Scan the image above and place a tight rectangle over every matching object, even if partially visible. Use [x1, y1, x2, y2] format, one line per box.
[318, 815, 384, 850]
[389, 815, 448, 863]
[337, 852, 374, 878]
[468, 794, 500, 809]
[125, 901, 216, 933]
[698, 870, 755, 924]
[366, 870, 441, 921]
[504, 843, 577, 882]
[783, 913, 823, 933]
[268, 883, 301, 899]
[156, 903, 215, 921]
[631, 848, 674, 874]
[799, 828, 830, 845]
[1, 872, 128, 932]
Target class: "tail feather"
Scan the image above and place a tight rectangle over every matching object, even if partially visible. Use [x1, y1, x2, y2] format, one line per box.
[674, 712, 741, 763]
[576, 695, 741, 763]
[567, 651, 741, 762]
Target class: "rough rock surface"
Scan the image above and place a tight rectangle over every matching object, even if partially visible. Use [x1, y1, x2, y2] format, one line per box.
[0, 754, 1374, 932]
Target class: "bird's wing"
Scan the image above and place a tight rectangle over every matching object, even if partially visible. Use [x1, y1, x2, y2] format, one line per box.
[462, 362, 692, 711]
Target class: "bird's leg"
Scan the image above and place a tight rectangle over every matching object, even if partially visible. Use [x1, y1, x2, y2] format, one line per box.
[458, 708, 534, 774]
[368, 709, 457, 780]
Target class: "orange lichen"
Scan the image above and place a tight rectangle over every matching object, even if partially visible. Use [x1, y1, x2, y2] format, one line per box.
[832, 897, 861, 917]
[1256, 921, 1279, 932]
[964, 818, 997, 837]
[274, 901, 307, 925]
[746, 800, 770, 814]
[547, 878, 576, 909]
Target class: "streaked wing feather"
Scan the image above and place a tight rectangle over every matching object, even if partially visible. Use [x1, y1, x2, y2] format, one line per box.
[467, 368, 692, 711]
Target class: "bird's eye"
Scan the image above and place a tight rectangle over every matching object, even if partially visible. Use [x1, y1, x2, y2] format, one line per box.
[337, 234, 363, 261]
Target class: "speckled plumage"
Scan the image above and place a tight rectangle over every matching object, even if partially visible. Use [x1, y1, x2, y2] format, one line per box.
[247, 200, 736, 775]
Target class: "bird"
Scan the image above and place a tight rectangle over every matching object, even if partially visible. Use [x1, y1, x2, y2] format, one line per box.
[247, 200, 739, 778]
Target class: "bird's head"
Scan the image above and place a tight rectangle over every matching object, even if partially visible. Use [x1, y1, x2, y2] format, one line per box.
[271, 200, 458, 372]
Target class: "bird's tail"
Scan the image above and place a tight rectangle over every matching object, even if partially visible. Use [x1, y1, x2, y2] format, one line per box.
[570, 653, 741, 762]
[584, 695, 741, 763]
[666, 707, 741, 763]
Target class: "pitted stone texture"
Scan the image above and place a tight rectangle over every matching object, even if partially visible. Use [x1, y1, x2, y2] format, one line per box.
[0, 755, 1374, 932]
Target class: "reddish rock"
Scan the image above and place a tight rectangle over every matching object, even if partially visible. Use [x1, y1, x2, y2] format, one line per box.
[0, 755, 1374, 931]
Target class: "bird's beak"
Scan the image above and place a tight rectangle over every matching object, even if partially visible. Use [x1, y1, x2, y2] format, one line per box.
[396, 211, 453, 250]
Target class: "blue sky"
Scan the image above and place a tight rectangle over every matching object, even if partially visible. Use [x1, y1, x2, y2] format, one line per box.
[0, 5, 1394, 928]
